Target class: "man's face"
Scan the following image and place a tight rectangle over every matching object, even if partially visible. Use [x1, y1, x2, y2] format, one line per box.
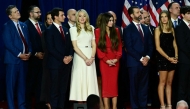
[143, 12, 151, 25]
[182, 12, 190, 22]
[9, 7, 21, 20]
[131, 8, 142, 21]
[56, 11, 65, 23]
[30, 7, 41, 21]
[170, 3, 180, 16]
[68, 10, 76, 22]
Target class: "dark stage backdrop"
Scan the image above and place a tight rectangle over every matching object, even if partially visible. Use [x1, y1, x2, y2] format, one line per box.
[0, 0, 125, 100]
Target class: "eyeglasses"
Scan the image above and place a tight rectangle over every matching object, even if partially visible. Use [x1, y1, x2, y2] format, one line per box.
[33, 11, 41, 14]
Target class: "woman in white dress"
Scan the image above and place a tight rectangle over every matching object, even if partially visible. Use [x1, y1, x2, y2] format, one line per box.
[69, 9, 99, 101]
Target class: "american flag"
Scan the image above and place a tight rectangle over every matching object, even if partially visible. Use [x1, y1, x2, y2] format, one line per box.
[122, 0, 187, 28]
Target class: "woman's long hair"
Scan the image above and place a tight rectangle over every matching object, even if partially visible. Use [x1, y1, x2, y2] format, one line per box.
[98, 13, 119, 52]
[159, 10, 173, 33]
[75, 9, 92, 35]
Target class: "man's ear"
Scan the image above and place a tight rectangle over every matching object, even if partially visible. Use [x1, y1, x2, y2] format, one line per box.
[130, 14, 134, 19]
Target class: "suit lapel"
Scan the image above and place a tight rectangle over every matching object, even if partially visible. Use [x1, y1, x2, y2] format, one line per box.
[131, 22, 144, 43]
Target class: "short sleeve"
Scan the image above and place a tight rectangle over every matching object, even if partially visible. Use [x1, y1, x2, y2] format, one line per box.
[69, 27, 77, 41]
[91, 25, 95, 40]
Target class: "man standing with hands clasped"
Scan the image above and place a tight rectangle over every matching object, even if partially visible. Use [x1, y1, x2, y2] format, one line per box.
[123, 6, 153, 109]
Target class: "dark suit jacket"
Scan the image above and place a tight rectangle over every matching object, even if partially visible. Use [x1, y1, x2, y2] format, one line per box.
[172, 18, 182, 29]
[175, 20, 190, 64]
[25, 19, 45, 55]
[63, 22, 71, 29]
[45, 23, 73, 69]
[123, 22, 153, 67]
[2, 20, 32, 64]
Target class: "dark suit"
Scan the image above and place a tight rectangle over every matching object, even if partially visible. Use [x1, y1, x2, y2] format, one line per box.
[2, 20, 32, 109]
[24, 19, 45, 108]
[45, 23, 73, 109]
[63, 22, 71, 29]
[123, 22, 153, 109]
[175, 20, 190, 105]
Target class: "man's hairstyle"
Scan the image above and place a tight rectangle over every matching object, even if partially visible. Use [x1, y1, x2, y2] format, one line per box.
[51, 8, 63, 21]
[86, 94, 100, 109]
[176, 100, 189, 108]
[180, 6, 190, 15]
[128, 6, 139, 16]
[6, 5, 16, 15]
[28, 5, 38, 14]
[168, 2, 178, 11]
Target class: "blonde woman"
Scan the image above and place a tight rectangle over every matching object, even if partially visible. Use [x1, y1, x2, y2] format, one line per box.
[69, 9, 99, 102]
[155, 10, 178, 109]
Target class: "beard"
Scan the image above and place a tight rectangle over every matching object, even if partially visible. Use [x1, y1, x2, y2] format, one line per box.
[34, 16, 40, 21]
[134, 15, 142, 21]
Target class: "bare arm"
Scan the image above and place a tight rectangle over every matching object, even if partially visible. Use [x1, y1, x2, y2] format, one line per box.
[172, 29, 178, 58]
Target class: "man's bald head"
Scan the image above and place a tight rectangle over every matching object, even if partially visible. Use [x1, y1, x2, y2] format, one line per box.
[108, 11, 117, 24]
[67, 9, 76, 24]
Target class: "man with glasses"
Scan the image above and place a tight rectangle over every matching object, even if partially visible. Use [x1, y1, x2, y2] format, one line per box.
[25, 5, 45, 109]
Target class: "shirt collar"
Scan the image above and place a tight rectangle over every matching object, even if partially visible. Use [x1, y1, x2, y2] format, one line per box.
[53, 22, 62, 31]
[68, 22, 75, 27]
[171, 18, 178, 22]
[29, 18, 38, 25]
[183, 19, 190, 27]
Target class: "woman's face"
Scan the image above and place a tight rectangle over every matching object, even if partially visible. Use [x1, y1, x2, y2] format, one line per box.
[107, 17, 114, 27]
[160, 13, 168, 24]
[78, 11, 87, 24]
[46, 14, 53, 25]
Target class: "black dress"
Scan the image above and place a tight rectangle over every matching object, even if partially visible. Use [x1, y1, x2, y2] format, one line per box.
[156, 32, 176, 71]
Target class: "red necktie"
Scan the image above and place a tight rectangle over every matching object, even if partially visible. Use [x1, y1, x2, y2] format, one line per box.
[17, 24, 28, 53]
[137, 24, 144, 42]
[59, 26, 65, 40]
[188, 24, 190, 29]
[35, 23, 42, 36]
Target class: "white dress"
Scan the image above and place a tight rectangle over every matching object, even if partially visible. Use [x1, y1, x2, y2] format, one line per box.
[69, 26, 99, 101]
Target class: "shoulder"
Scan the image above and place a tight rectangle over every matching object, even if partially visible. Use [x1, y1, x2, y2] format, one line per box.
[69, 26, 77, 31]
[90, 25, 94, 29]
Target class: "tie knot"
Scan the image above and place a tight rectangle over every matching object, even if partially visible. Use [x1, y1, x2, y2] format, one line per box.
[59, 26, 62, 28]
[35, 23, 38, 25]
[137, 24, 140, 26]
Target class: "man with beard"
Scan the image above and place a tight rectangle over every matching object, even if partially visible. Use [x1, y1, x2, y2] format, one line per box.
[25, 5, 45, 109]
[123, 6, 153, 109]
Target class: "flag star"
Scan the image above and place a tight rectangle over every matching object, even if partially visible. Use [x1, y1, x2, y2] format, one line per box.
[156, 2, 158, 4]
[135, 2, 137, 4]
[140, 3, 142, 5]
[179, 1, 182, 3]
[132, 1, 134, 3]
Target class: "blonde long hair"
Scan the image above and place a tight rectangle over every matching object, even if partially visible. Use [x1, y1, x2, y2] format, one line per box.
[159, 10, 173, 33]
[75, 9, 92, 35]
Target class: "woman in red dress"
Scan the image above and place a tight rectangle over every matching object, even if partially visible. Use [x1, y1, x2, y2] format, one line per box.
[95, 13, 122, 109]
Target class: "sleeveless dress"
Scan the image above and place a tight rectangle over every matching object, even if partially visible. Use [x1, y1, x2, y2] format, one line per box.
[69, 26, 99, 101]
[156, 32, 176, 71]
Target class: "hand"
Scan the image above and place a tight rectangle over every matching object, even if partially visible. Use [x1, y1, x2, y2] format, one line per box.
[63, 56, 73, 64]
[19, 54, 30, 60]
[36, 52, 44, 59]
[168, 57, 178, 64]
[110, 59, 118, 64]
[106, 60, 116, 66]
[141, 57, 149, 66]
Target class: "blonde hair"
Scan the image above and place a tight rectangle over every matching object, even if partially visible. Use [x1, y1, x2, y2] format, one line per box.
[75, 9, 92, 35]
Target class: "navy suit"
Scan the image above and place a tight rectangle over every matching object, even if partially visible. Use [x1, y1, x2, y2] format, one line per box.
[45, 23, 73, 109]
[2, 20, 32, 109]
[123, 22, 153, 109]
[24, 19, 45, 108]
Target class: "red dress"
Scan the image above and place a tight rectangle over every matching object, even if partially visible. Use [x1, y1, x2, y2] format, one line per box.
[95, 28, 122, 97]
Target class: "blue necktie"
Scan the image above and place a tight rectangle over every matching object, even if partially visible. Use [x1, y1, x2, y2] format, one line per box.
[174, 21, 177, 28]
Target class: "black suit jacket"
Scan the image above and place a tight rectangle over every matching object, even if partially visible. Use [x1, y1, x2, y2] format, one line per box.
[25, 19, 45, 55]
[45, 24, 73, 69]
[175, 20, 190, 64]
[63, 22, 71, 29]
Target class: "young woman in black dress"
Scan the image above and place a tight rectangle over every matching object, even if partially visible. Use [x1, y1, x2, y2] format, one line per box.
[155, 10, 178, 109]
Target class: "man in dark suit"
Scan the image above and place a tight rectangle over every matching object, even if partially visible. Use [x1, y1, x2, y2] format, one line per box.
[24, 5, 45, 108]
[123, 6, 153, 109]
[45, 8, 73, 109]
[141, 10, 159, 107]
[168, 2, 182, 28]
[2, 5, 32, 109]
[64, 9, 76, 29]
[175, 6, 190, 106]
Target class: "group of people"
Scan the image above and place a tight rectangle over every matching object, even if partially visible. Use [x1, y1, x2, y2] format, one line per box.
[2, 1, 190, 109]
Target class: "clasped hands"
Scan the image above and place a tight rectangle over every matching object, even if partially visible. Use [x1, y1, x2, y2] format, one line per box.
[84, 57, 94, 66]
[63, 56, 73, 64]
[106, 59, 118, 66]
[19, 53, 31, 61]
[141, 57, 149, 66]
[36, 52, 44, 59]
[168, 57, 178, 64]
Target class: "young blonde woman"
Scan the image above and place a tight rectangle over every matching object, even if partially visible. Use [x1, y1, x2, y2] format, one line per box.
[69, 9, 99, 102]
[155, 10, 178, 109]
